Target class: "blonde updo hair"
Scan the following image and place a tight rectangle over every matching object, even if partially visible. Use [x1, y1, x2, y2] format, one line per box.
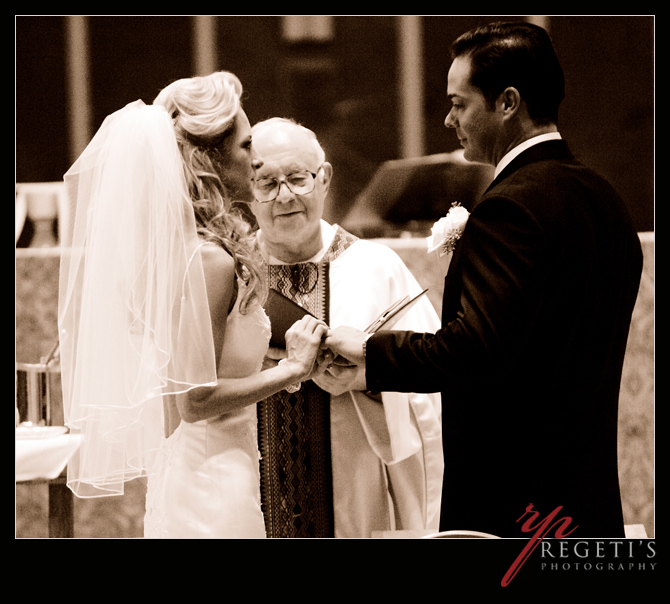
[154, 71, 265, 312]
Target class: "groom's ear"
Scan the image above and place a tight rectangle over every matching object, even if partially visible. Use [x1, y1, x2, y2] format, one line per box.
[498, 87, 522, 118]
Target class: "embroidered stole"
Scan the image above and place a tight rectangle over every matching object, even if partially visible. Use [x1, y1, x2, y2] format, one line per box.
[258, 226, 358, 537]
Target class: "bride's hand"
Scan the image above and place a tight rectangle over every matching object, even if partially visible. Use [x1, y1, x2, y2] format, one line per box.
[284, 316, 329, 381]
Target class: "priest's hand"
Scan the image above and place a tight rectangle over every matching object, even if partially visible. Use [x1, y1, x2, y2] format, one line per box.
[312, 362, 366, 396]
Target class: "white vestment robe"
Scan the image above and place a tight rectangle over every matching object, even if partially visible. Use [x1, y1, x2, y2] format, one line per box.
[261, 221, 443, 537]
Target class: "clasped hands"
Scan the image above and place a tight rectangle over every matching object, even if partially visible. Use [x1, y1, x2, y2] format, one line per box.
[268, 316, 369, 396]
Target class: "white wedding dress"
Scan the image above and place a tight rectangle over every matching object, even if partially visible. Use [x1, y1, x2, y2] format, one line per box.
[144, 283, 271, 538]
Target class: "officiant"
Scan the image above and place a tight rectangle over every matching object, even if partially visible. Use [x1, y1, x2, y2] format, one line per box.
[251, 117, 443, 538]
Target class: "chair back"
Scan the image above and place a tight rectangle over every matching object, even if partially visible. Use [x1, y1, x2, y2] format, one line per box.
[16, 182, 68, 245]
[422, 530, 500, 538]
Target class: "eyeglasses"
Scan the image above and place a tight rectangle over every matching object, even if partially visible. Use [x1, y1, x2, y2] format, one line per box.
[253, 165, 323, 203]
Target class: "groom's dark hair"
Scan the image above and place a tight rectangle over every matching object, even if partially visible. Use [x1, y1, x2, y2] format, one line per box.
[451, 21, 565, 125]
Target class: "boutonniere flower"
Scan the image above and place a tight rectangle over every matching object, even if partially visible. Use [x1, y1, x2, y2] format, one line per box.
[426, 202, 469, 258]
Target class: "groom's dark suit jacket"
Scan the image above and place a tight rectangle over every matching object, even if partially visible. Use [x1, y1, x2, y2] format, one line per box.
[366, 140, 643, 537]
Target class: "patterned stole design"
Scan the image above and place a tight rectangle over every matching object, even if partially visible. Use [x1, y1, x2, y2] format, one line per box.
[258, 226, 358, 537]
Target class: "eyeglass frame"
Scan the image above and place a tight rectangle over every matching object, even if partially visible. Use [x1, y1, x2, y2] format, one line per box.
[252, 164, 324, 203]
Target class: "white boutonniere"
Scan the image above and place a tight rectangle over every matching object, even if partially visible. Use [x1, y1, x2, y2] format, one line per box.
[426, 202, 469, 258]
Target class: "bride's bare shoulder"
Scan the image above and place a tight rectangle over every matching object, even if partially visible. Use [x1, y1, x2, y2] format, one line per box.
[198, 242, 237, 318]
[199, 241, 235, 278]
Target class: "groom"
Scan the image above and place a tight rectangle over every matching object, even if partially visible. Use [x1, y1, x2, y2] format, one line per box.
[325, 21, 643, 537]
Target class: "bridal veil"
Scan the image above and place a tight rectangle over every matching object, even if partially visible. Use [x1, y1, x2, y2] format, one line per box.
[58, 100, 217, 497]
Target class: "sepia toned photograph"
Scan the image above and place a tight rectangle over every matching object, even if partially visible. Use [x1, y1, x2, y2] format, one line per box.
[16, 14, 654, 588]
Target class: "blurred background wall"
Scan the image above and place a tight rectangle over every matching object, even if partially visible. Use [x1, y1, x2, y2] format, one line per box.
[16, 15, 654, 232]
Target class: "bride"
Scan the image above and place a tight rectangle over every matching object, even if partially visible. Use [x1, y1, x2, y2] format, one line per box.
[58, 71, 328, 538]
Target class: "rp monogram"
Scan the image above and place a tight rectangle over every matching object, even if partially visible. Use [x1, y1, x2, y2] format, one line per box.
[502, 504, 578, 587]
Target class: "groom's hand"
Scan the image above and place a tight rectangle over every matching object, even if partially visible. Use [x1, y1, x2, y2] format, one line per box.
[323, 326, 369, 367]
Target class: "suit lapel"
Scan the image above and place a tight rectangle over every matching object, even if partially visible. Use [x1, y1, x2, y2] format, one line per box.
[441, 225, 467, 323]
[442, 140, 574, 325]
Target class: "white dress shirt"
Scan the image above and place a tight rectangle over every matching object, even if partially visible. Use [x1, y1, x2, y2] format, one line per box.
[494, 132, 562, 179]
